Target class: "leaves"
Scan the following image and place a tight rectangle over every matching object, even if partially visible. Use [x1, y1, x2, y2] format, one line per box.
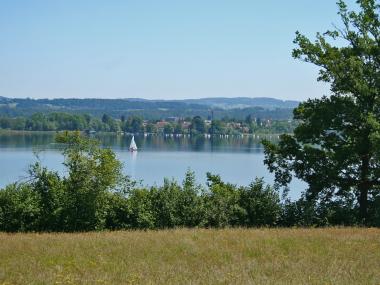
[265, 0, 380, 223]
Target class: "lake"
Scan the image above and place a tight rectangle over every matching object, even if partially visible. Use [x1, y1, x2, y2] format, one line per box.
[0, 132, 306, 199]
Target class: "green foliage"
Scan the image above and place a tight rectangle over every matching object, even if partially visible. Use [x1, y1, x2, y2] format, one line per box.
[0, 112, 118, 132]
[163, 123, 174, 135]
[123, 116, 144, 133]
[28, 162, 64, 231]
[0, 96, 296, 121]
[126, 188, 156, 229]
[203, 173, 245, 227]
[174, 123, 184, 134]
[1, 131, 379, 232]
[190, 116, 207, 135]
[0, 184, 40, 232]
[104, 192, 130, 230]
[0, 133, 284, 232]
[264, 0, 380, 224]
[56, 131, 124, 231]
[145, 122, 157, 133]
[101, 114, 120, 132]
[0, 131, 128, 232]
[239, 178, 281, 227]
[0, 111, 297, 135]
[210, 120, 226, 135]
[179, 170, 205, 227]
[150, 179, 183, 228]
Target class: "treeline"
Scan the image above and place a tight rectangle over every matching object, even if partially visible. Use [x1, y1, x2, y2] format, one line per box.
[0, 132, 378, 232]
[0, 96, 295, 120]
[0, 112, 297, 135]
[0, 113, 118, 132]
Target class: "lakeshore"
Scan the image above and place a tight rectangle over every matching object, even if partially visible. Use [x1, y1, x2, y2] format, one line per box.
[0, 131, 305, 197]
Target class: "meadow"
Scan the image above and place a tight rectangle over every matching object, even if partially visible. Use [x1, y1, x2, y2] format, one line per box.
[0, 228, 379, 284]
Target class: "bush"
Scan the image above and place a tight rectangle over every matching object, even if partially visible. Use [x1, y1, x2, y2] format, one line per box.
[0, 183, 40, 232]
[239, 178, 281, 227]
[203, 173, 245, 227]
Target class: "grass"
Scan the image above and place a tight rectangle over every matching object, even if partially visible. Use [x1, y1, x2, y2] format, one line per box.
[0, 228, 379, 284]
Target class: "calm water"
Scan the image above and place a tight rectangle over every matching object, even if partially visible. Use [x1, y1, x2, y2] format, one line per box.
[0, 132, 306, 198]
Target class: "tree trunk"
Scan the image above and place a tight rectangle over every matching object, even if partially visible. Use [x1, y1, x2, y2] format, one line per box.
[359, 182, 369, 223]
[358, 155, 370, 223]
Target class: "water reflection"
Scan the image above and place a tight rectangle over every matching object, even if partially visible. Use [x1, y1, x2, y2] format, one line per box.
[129, 151, 138, 179]
[0, 132, 58, 149]
[0, 132, 305, 198]
[0, 132, 278, 153]
[97, 134, 271, 153]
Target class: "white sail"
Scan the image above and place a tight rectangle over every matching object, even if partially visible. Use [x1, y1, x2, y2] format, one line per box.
[129, 136, 138, 151]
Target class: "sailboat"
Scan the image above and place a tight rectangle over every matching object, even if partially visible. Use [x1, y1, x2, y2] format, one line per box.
[129, 135, 138, 152]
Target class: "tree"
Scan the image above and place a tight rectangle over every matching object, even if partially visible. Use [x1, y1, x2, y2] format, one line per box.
[28, 162, 64, 231]
[145, 122, 157, 133]
[101, 114, 111, 124]
[190, 116, 206, 135]
[163, 123, 174, 134]
[210, 119, 226, 135]
[150, 179, 183, 228]
[263, 0, 380, 223]
[203, 173, 245, 227]
[56, 131, 125, 231]
[245, 114, 254, 124]
[239, 178, 281, 227]
[124, 116, 143, 134]
[179, 170, 205, 227]
[0, 183, 40, 232]
[174, 123, 184, 134]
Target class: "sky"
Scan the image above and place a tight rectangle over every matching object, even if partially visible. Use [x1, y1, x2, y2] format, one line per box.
[0, 0, 357, 101]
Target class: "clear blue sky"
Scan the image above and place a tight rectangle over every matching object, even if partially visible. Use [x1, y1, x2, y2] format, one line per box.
[0, 0, 356, 100]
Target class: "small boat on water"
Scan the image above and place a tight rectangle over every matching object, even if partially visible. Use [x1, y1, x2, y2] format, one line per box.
[129, 135, 138, 152]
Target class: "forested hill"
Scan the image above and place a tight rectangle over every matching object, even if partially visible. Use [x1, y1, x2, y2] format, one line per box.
[0, 96, 299, 120]
[183, 97, 299, 109]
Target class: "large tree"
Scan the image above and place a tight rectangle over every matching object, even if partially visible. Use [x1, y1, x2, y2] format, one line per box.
[263, 0, 380, 223]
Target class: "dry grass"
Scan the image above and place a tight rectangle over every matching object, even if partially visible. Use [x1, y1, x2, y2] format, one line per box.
[0, 228, 379, 284]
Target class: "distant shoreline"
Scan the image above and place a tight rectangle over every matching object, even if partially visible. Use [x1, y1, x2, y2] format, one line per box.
[0, 129, 287, 137]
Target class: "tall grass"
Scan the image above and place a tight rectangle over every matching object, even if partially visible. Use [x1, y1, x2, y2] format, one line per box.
[0, 228, 379, 284]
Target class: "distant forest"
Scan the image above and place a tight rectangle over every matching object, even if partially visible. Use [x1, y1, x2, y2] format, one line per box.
[0, 96, 297, 120]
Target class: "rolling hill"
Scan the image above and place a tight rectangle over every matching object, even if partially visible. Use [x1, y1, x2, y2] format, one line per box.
[0, 97, 299, 120]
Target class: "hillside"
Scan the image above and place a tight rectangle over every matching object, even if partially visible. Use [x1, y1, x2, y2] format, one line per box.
[184, 97, 299, 109]
[0, 97, 298, 120]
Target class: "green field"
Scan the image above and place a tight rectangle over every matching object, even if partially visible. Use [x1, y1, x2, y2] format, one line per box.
[0, 228, 379, 284]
